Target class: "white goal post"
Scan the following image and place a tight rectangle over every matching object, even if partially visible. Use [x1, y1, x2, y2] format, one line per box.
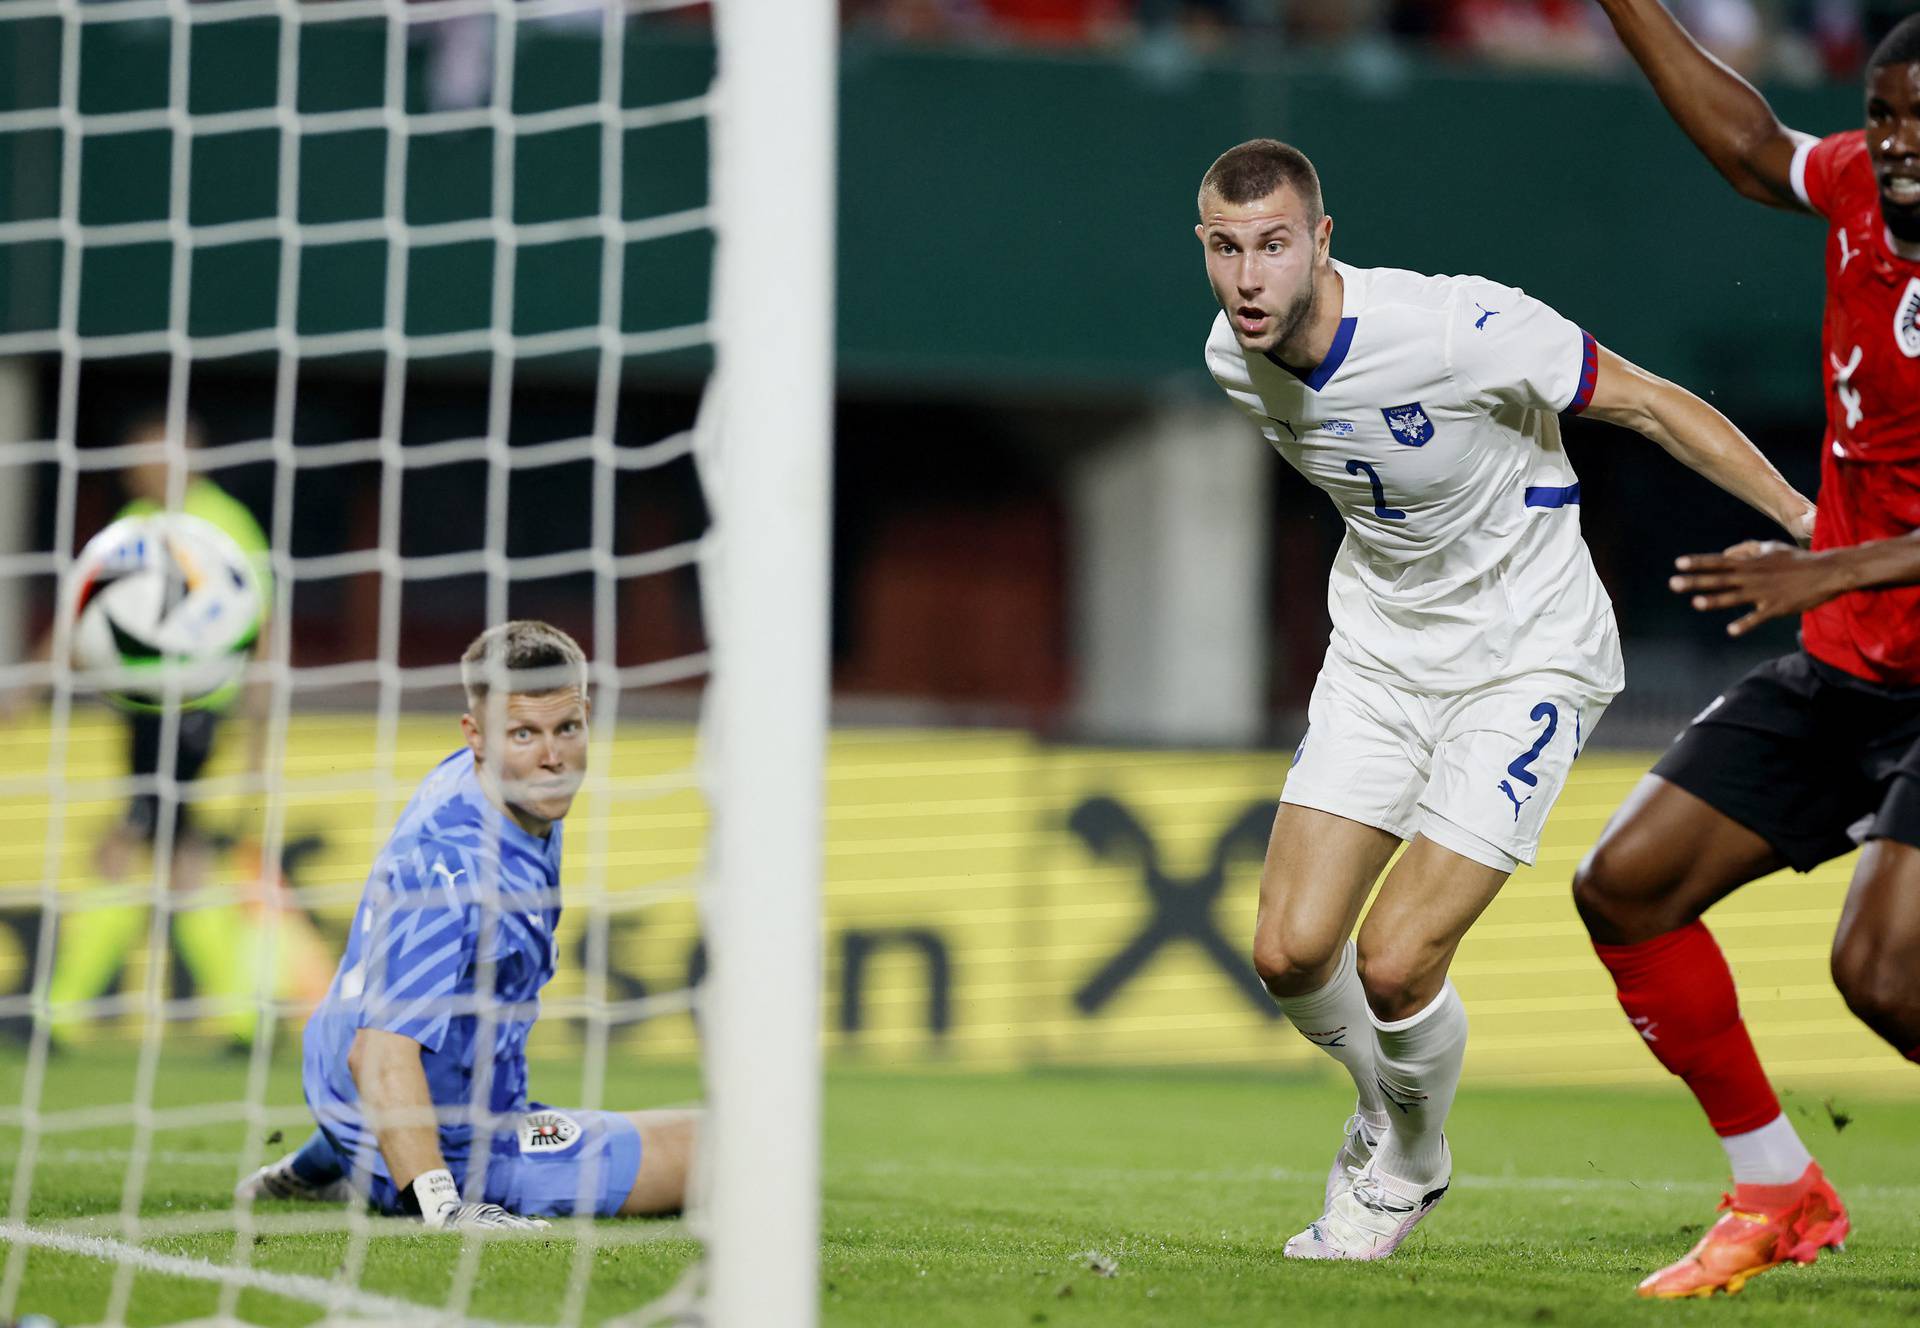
[0, 0, 834, 1322]
[701, 0, 835, 1323]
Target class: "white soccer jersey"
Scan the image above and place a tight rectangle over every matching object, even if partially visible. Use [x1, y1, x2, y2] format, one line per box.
[1207, 260, 1623, 697]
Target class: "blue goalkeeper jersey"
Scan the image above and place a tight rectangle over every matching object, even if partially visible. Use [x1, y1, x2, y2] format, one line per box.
[302, 748, 563, 1188]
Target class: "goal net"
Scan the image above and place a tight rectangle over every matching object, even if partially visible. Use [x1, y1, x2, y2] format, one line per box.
[0, 1, 830, 1324]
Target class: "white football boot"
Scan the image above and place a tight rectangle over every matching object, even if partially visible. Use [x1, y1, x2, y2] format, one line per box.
[1322, 1112, 1382, 1209]
[234, 1151, 353, 1205]
[1285, 1142, 1450, 1261]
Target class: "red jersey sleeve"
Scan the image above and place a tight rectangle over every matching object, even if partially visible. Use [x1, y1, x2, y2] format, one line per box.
[1791, 130, 1867, 218]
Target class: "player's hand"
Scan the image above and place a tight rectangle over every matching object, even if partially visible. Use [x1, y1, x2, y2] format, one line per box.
[408, 1167, 550, 1231]
[1670, 541, 1854, 637]
[1785, 500, 1817, 548]
[435, 1201, 551, 1231]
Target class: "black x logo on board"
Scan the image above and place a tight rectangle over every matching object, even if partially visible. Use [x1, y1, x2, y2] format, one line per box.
[1067, 796, 1278, 1019]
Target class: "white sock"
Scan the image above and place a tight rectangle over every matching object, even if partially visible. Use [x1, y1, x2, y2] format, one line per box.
[1272, 940, 1390, 1131]
[1369, 981, 1467, 1187]
[1721, 1113, 1814, 1186]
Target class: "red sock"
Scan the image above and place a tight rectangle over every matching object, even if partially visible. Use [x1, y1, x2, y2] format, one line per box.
[1592, 921, 1780, 1137]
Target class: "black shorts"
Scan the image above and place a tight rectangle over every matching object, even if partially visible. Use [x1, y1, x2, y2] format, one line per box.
[1654, 650, 1920, 872]
[125, 708, 220, 844]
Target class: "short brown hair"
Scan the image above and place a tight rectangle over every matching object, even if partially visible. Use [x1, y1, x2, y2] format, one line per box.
[1198, 139, 1324, 223]
[460, 619, 588, 712]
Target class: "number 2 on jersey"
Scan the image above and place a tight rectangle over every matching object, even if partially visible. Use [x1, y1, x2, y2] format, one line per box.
[1344, 459, 1406, 521]
[1505, 702, 1559, 788]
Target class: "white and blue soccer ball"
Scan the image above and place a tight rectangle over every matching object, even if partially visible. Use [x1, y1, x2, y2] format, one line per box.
[66, 512, 263, 711]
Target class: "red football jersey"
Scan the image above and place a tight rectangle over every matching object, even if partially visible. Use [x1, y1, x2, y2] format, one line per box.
[1792, 130, 1920, 687]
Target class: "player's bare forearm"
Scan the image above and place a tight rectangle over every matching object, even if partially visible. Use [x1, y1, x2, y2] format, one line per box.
[348, 1027, 446, 1190]
[1591, 0, 1809, 209]
[1673, 533, 1920, 636]
[1583, 347, 1815, 543]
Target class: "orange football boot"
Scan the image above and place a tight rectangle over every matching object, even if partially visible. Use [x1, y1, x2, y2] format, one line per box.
[1637, 1162, 1849, 1298]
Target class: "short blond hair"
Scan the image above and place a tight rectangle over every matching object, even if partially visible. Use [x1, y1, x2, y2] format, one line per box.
[460, 620, 588, 713]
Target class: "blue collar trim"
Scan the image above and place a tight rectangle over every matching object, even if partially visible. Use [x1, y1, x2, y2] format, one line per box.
[1266, 316, 1356, 391]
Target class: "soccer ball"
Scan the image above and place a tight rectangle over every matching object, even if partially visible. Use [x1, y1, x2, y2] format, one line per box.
[66, 512, 263, 711]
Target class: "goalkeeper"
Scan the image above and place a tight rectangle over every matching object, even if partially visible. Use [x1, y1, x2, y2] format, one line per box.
[2, 410, 274, 1048]
[239, 620, 696, 1227]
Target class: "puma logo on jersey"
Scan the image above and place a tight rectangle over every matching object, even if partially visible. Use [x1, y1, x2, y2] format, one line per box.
[1837, 228, 1859, 273]
[1267, 415, 1299, 442]
[430, 861, 466, 904]
[1632, 1016, 1659, 1044]
[1830, 344, 1865, 431]
[1473, 303, 1500, 330]
[1497, 779, 1532, 821]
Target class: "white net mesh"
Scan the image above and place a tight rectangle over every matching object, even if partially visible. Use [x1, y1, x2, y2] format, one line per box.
[0, 1, 827, 1323]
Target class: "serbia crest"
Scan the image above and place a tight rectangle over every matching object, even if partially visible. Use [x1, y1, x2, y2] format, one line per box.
[1381, 402, 1435, 447]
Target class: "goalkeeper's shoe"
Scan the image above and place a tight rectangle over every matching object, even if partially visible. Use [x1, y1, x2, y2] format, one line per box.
[1284, 1145, 1450, 1261]
[234, 1152, 353, 1205]
[1636, 1162, 1848, 1299]
[1323, 1111, 1382, 1209]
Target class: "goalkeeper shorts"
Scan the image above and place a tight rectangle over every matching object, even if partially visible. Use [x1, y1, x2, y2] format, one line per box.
[366, 1105, 642, 1218]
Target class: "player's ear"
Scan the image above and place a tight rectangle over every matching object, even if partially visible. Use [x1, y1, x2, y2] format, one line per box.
[460, 710, 484, 765]
[1316, 214, 1333, 259]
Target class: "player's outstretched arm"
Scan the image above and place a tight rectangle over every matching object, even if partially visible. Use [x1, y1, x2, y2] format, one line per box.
[1671, 534, 1920, 637]
[1581, 343, 1816, 543]
[1592, 0, 1812, 209]
[348, 1027, 549, 1230]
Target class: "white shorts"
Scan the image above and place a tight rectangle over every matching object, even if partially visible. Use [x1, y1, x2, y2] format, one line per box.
[1281, 653, 1614, 872]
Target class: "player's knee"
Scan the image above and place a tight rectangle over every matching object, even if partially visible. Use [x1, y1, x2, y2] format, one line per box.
[1354, 944, 1434, 1023]
[1250, 928, 1343, 997]
[623, 1108, 699, 1217]
[1831, 933, 1916, 1038]
[1571, 842, 1669, 943]
[93, 827, 137, 880]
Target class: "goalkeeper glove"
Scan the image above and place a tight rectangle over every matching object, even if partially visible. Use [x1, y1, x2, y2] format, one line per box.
[407, 1168, 551, 1231]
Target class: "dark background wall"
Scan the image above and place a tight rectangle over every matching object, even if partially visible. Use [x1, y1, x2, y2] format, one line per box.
[1, 18, 1858, 730]
[1, 20, 1858, 405]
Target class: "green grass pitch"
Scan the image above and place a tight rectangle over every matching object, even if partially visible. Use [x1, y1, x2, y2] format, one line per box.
[1, 1049, 1916, 1325]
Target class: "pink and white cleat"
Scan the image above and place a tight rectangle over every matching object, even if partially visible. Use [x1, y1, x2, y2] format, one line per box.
[1286, 1144, 1450, 1261]
[1323, 1112, 1382, 1210]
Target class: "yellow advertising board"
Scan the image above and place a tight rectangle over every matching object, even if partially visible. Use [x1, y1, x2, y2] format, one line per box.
[0, 712, 1909, 1093]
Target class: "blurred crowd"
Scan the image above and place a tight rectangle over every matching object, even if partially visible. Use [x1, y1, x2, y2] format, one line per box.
[842, 0, 1917, 82]
[113, 0, 1915, 100]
